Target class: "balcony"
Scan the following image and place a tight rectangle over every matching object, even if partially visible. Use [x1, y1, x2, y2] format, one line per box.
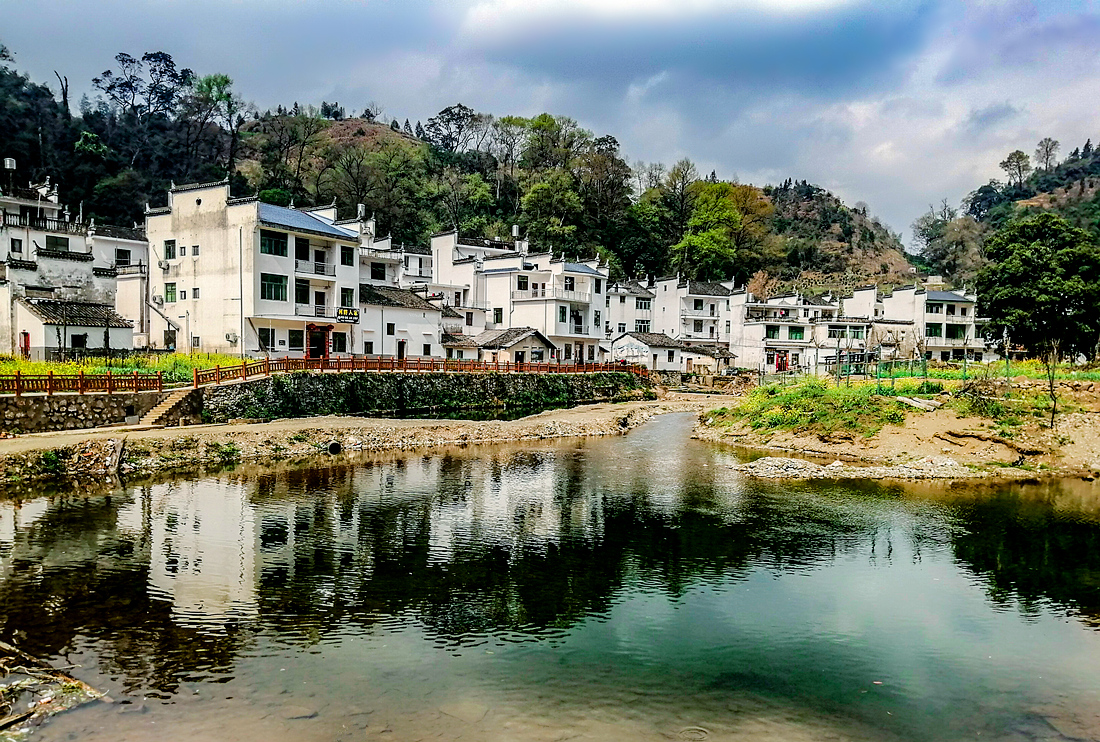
[295, 259, 336, 277]
[2, 213, 87, 235]
[556, 324, 591, 336]
[295, 304, 338, 319]
[925, 336, 982, 347]
[361, 247, 403, 261]
[681, 308, 720, 317]
[116, 263, 148, 275]
[512, 288, 592, 303]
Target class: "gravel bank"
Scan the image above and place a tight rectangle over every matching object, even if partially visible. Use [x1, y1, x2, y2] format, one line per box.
[730, 455, 1019, 480]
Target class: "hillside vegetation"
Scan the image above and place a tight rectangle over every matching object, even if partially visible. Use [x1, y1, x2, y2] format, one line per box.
[1, 42, 908, 284]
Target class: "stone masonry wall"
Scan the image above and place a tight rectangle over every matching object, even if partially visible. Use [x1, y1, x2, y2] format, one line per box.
[202, 371, 652, 422]
[0, 391, 166, 433]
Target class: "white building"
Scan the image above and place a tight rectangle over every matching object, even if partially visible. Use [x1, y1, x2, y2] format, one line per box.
[651, 277, 733, 346]
[146, 180, 366, 357]
[358, 284, 443, 359]
[847, 284, 986, 362]
[610, 331, 683, 371]
[88, 223, 150, 347]
[0, 180, 134, 358]
[467, 327, 556, 364]
[605, 279, 654, 337]
[429, 230, 609, 364]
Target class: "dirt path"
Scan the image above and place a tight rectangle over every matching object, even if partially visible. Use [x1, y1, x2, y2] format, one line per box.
[0, 393, 739, 487]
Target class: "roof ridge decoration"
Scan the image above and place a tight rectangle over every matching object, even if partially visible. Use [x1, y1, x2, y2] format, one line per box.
[170, 177, 229, 193]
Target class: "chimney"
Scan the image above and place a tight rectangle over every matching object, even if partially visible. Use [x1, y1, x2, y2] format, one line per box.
[357, 203, 366, 219]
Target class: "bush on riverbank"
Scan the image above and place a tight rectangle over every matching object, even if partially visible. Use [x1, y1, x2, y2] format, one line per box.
[708, 379, 938, 437]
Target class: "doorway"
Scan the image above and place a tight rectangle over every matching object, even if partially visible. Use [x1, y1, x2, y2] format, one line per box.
[514, 350, 525, 364]
[314, 291, 325, 315]
[397, 340, 406, 360]
[307, 327, 328, 358]
[776, 350, 789, 372]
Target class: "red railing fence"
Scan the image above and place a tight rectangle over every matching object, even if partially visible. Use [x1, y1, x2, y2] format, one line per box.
[0, 359, 648, 396]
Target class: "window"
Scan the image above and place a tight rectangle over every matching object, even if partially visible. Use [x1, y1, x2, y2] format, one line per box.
[494, 307, 503, 324]
[45, 235, 69, 252]
[164, 283, 177, 303]
[940, 351, 950, 361]
[564, 276, 575, 291]
[620, 295, 626, 304]
[371, 262, 386, 280]
[960, 306, 968, 316]
[946, 304, 956, 316]
[667, 350, 675, 362]
[636, 298, 650, 310]
[341, 245, 355, 266]
[423, 343, 432, 356]
[850, 326, 864, 339]
[709, 325, 715, 337]
[191, 336, 201, 348]
[606, 297, 610, 307]
[693, 320, 704, 333]
[164, 240, 176, 259]
[766, 352, 775, 366]
[455, 291, 462, 306]
[332, 332, 347, 353]
[946, 324, 966, 340]
[295, 279, 310, 305]
[926, 323, 943, 338]
[517, 275, 529, 291]
[179, 290, 187, 300]
[532, 349, 544, 361]
[559, 305, 567, 323]
[725, 321, 731, 333]
[618, 323, 626, 333]
[564, 344, 572, 360]
[365, 341, 374, 354]
[70, 333, 87, 349]
[341, 287, 355, 307]
[179, 245, 187, 256]
[693, 298, 703, 311]
[10, 238, 22, 254]
[295, 237, 310, 261]
[260, 230, 288, 256]
[594, 311, 600, 327]
[288, 330, 304, 350]
[115, 248, 130, 265]
[594, 278, 602, 294]
[827, 325, 847, 339]
[635, 319, 650, 333]
[260, 273, 288, 301]
[789, 326, 804, 340]
[588, 345, 595, 361]
[386, 323, 395, 336]
[926, 303, 942, 314]
[465, 312, 473, 326]
[192, 245, 200, 256]
[766, 325, 780, 339]
[258, 327, 274, 350]
[792, 353, 800, 366]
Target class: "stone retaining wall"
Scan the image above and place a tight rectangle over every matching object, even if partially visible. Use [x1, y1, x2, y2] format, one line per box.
[201, 371, 652, 423]
[0, 391, 166, 433]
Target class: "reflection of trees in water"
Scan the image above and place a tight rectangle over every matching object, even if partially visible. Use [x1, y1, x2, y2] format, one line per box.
[948, 483, 1100, 626]
[0, 490, 250, 695]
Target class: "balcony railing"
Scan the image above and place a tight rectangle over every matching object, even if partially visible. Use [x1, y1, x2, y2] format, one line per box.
[116, 263, 148, 275]
[1, 213, 88, 235]
[361, 247, 403, 261]
[556, 324, 591, 336]
[924, 336, 982, 346]
[295, 304, 338, 319]
[295, 259, 336, 277]
[512, 288, 592, 303]
[681, 308, 720, 317]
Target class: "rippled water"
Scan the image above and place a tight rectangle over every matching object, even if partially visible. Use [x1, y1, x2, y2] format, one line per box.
[3, 413, 1100, 741]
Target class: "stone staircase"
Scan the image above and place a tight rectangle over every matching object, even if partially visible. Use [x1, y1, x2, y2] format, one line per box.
[139, 388, 195, 427]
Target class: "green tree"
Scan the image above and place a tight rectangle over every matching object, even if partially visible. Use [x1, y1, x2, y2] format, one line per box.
[999, 150, 1032, 187]
[520, 169, 583, 251]
[975, 213, 1100, 425]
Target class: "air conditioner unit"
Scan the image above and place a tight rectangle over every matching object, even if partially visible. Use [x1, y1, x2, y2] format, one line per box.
[158, 260, 170, 270]
[225, 332, 239, 344]
[152, 295, 164, 305]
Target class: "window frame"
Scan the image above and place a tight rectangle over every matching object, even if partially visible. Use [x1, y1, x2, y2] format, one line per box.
[259, 273, 289, 302]
[259, 230, 288, 257]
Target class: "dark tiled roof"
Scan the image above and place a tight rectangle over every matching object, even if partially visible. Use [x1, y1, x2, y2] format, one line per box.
[682, 344, 736, 358]
[359, 285, 439, 311]
[617, 332, 683, 348]
[473, 327, 556, 349]
[685, 280, 731, 296]
[92, 224, 146, 241]
[170, 178, 228, 193]
[440, 306, 463, 319]
[401, 243, 431, 255]
[20, 299, 133, 328]
[610, 280, 654, 298]
[926, 290, 972, 302]
[564, 262, 604, 277]
[441, 333, 479, 348]
[258, 203, 356, 241]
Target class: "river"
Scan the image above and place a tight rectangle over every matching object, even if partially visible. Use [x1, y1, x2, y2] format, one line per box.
[2, 412, 1099, 741]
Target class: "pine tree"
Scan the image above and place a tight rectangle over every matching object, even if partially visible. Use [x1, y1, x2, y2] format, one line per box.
[403, 119, 413, 135]
[1083, 139, 1094, 158]
[390, 119, 399, 131]
[415, 121, 425, 139]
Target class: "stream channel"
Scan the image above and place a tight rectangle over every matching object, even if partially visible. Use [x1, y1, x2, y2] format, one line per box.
[2, 412, 1100, 741]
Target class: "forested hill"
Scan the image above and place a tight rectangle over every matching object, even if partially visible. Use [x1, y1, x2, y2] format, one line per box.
[911, 136, 1100, 286]
[0, 43, 909, 286]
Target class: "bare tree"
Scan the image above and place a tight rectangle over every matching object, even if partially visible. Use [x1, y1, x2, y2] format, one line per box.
[1035, 138, 1060, 171]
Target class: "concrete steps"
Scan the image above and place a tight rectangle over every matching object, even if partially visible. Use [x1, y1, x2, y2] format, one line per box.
[139, 388, 194, 427]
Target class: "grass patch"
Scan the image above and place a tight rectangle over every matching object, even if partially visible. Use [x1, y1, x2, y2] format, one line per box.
[204, 441, 240, 464]
[707, 379, 928, 437]
[0, 352, 246, 384]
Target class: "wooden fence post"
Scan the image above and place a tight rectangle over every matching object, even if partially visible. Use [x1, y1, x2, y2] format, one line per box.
[14, 370, 21, 397]
[215, 365, 221, 385]
[106, 372, 113, 395]
[265, 357, 271, 376]
[47, 370, 53, 396]
[193, 367, 199, 389]
[78, 370, 85, 395]
[132, 370, 138, 392]
[158, 371, 163, 392]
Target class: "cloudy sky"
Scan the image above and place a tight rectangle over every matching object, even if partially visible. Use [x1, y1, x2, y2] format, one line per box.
[5, 0, 1099, 242]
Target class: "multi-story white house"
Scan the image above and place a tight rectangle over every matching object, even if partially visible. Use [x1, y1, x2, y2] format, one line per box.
[605, 279, 654, 337]
[146, 180, 368, 357]
[429, 230, 609, 363]
[88, 223, 150, 347]
[651, 277, 733, 346]
[0, 180, 134, 358]
[847, 283, 986, 362]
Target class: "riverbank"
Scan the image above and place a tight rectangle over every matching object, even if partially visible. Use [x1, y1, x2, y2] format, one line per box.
[0, 394, 736, 490]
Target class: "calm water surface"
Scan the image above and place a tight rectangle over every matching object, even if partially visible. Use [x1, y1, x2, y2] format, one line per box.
[2, 413, 1100, 742]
